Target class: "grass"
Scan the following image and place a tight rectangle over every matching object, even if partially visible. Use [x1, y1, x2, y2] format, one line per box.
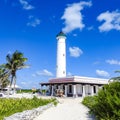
[0, 96, 56, 120]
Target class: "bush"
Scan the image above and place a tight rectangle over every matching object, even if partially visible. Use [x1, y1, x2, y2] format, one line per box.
[0, 96, 56, 120]
[17, 89, 33, 93]
[82, 96, 96, 110]
[82, 82, 120, 120]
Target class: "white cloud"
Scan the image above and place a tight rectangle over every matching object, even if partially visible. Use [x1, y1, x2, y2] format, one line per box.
[69, 47, 83, 57]
[87, 26, 94, 30]
[36, 69, 53, 76]
[32, 74, 36, 77]
[93, 61, 100, 65]
[106, 59, 120, 65]
[61, 1, 92, 33]
[73, 34, 77, 37]
[27, 16, 40, 27]
[20, 80, 39, 89]
[19, 0, 34, 10]
[97, 10, 120, 32]
[7, 51, 12, 54]
[21, 82, 27, 85]
[67, 72, 72, 76]
[33, 69, 53, 77]
[96, 69, 110, 78]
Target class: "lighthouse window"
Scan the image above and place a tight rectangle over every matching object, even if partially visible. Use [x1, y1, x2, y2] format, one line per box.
[63, 71, 65, 74]
[63, 54, 65, 56]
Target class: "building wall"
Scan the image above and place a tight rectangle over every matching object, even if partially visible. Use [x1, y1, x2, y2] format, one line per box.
[56, 36, 66, 78]
[76, 84, 82, 95]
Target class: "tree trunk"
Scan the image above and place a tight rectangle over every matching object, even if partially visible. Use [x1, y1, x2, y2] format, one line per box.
[9, 75, 14, 95]
[13, 75, 16, 94]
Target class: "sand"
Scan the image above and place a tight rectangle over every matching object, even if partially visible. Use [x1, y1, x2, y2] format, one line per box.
[6, 93, 95, 120]
[34, 97, 95, 120]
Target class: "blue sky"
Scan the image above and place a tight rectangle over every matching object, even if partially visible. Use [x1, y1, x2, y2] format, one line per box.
[0, 0, 120, 89]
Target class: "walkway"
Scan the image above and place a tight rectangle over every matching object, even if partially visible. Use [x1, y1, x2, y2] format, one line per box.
[34, 97, 95, 120]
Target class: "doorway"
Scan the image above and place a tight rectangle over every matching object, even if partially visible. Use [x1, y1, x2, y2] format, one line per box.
[68, 85, 72, 94]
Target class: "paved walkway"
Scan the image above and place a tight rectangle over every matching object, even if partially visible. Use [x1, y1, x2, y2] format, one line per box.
[34, 97, 95, 120]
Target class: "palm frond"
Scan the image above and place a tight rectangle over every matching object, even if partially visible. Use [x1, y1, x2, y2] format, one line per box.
[6, 54, 12, 63]
[115, 70, 120, 73]
[17, 65, 30, 70]
[4, 50, 28, 92]
[109, 76, 120, 82]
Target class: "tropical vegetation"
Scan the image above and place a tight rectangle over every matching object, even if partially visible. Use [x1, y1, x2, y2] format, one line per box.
[0, 50, 28, 93]
[17, 89, 33, 93]
[0, 65, 10, 91]
[82, 74, 120, 120]
[0, 96, 56, 120]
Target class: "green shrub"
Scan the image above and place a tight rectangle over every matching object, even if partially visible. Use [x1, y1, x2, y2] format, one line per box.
[82, 96, 96, 110]
[0, 97, 56, 120]
[82, 82, 120, 120]
[17, 89, 33, 93]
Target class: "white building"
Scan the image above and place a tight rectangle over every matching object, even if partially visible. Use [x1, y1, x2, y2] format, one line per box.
[56, 32, 66, 78]
[40, 31, 108, 97]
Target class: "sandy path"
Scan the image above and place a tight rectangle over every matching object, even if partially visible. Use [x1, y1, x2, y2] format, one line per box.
[34, 98, 95, 120]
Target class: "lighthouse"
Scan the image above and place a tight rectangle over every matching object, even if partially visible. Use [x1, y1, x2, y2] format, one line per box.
[56, 31, 66, 78]
[41, 32, 108, 97]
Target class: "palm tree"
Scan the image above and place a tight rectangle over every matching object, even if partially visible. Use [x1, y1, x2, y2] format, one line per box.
[0, 65, 10, 91]
[109, 70, 120, 82]
[5, 50, 28, 93]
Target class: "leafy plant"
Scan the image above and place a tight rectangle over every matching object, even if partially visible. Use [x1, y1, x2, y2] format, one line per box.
[0, 65, 10, 91]
[82, 82, 120, 120]
[0, 97, 56, 120]
[17, 89, 33, 93]
[82, 96, 96, 110]
[5, 50, 28, 93]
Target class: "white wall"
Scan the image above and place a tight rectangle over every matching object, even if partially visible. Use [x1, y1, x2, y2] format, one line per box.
[76, 84, 82, 95]
[56, 36, 66, 78]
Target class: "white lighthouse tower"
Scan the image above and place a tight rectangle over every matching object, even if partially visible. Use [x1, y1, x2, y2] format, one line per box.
[56, 31, 66, 78]
[41, 32, 108, 97]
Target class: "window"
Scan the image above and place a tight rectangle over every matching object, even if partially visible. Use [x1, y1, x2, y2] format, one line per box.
[69, 85, 72, 93]
[94, 86, 96, 93]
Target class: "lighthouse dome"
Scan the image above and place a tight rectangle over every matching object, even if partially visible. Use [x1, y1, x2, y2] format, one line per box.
[56, 31, 66, 38]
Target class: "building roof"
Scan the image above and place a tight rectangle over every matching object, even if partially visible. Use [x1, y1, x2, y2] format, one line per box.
[40, 76, 108, 86]
[56, 31, 66, 38]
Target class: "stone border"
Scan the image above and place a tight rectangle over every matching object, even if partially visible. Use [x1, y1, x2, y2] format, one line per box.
[4, 103, 54, 120]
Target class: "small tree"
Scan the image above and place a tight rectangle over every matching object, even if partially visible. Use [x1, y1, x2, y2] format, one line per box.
[83, 71, 120, 120]
[5, 50, 28, 93]
[91, 82, 120, 120]
[0, 65, 10, 91]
